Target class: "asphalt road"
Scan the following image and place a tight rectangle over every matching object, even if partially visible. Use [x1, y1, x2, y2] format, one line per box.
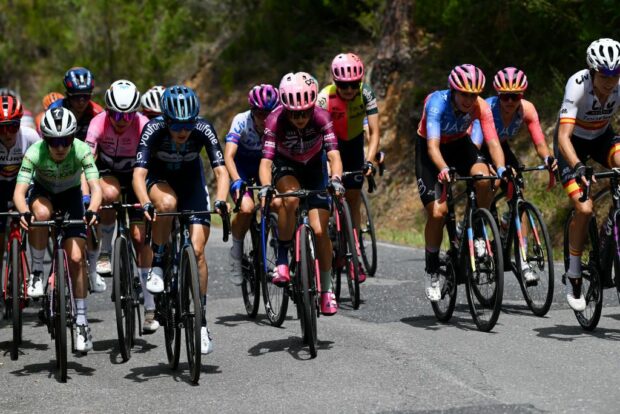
[1, 229, 620, 414]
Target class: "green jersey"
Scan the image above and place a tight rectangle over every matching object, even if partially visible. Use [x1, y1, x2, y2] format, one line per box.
[17, 140, 99, 194]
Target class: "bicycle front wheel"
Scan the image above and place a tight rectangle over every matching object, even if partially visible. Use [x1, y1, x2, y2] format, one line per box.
[465, 208, 504, 332]
[181, 245, 202, 384]
[261, 213, 288, 326]
[514, 201, 554, 316]
[55, 248, 68, 382]
[241, 222, 261, 318]
[341, 200, 361, 309]
[163, 240, 181, 369]
[431, 223, 458, 322]
[360, 191, 377, 276]
[300, 225, 318, 358]
[113, 236, 133, 362]
[10, 238, 23, 360]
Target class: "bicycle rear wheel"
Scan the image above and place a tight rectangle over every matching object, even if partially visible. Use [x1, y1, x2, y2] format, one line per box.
[300, 226, 318, 358]
[241, 222, 261, 317]
[261, 213, 288, 326]
[55, 249, 68, 382]
[359, 191, 377, 276]
[9, 238, 22, 360]
[181, 245, 201, 384]
[341, 200, 361, 309]
[514, 201, 554, 316]
[465, 208, 504, 332]
[563, 212, 602, 331]
[113, 236, 133, 362]
[431, 224, 458, 321]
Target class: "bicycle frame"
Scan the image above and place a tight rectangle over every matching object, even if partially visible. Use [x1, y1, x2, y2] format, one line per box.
[1, 214, 29, 303]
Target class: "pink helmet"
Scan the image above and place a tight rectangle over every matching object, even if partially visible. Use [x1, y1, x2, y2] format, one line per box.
[448, 64, 486, 93]
[279, 72, 318, 111]
[248, 84, 279, 111]
[493, 67, 528, 93]
[331, 53, 364, 82]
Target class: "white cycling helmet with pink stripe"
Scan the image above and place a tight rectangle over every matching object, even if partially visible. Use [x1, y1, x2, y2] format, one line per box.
[331, 53, 364, 82]
[448, 64, 486, 94]
[493, 67, 528, 93]
[279, 72, 318, 111]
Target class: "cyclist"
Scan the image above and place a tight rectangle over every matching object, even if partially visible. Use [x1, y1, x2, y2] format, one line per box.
[141, 86, 165, 120]
[49, 67, 103, 140]
[317, 53, 379, 283]
[35, 92, 65, 134]
[133, 85, 230, 354]
[225, 84, 279, 285]
[13, 107, 102, 352]
[555, 38, 620, 311]
[85, 80, 158, 331]
[416, 64, 506, 302]
[0, 96, 40, 291]
[0, 88, 36, 131]
[470, 67, 558, 284]
[259, 72, 344, 316]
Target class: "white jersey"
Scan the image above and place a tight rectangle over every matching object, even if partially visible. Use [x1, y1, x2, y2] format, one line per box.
[559, 69, 620, 140]
[0, 126, 40, 183]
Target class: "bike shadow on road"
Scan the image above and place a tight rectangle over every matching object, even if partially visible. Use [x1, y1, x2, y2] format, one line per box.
[532, 324, 620, 342]
[0, 339, 49, 358]
[10, 360, 95, 381]
[501, 303, 548, 318]
[214, 313, 293, 328]
[124, 362, 221, 385]
[400, 307, 490, 333]
[247, 336, 334, 360]
[92, 338, 157, 364]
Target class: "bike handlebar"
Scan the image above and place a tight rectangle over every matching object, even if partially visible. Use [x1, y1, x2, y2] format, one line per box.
[144, 208, 231, 244]
[577, 166, 620, 202]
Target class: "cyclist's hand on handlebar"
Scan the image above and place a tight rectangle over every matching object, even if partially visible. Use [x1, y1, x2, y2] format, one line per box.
[545, 156, 558, 172]
[214, 199, 229, 215]
[363, 160, 376, 176]
[437, 167, 451, 183]
[20, 211, 32, 230]
[142, 202, 156, 222]
[258, 185, 273, 208]
[574, 162, 593, 186]
[329, 177, 345, 196]
[82, 194, 91, 211]
[84, 210, 99, 226]
[230, 179, 245, 203]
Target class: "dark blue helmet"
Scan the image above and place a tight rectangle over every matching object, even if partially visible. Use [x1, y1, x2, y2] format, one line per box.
[161, 85, 200, 122]
[63, 67, 94, 94]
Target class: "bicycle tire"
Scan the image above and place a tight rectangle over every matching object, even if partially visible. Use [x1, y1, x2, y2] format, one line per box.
[359, 191, 377, 276]
[10, 238, 22, 360]
[465, 208, 504, 332]
[341, 200, 361, 309]
[181, 245, 202, 384]
[113, 236, 132, 362]
[431, 223, 458, 321]
[261, 213, 288, 326]
[164, 234, 181, 369]
[514, 201, 554, 316]
[300, 226, 318, 358]
[55, 248, 68, 382]
[563, 211, 602, 331]
[241, 222, 261, 317]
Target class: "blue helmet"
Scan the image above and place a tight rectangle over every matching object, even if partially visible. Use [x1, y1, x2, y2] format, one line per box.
[63, 67, 94, 94]
[161, 85, 200, 122]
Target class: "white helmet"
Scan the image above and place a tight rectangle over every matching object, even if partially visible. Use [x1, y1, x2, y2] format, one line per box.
[105, 80, 141, 113]
[586, 38, 620, 75]
[40, 107, 77, 138]
[141, 85, 165, 115]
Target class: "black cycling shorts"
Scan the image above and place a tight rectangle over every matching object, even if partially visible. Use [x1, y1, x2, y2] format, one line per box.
[273, 156, 330, 211]
[339, 134, 365, 190]
[27, 183, 86, 239]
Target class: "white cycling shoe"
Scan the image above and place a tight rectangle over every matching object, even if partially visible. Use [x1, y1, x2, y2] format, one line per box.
[27, 272, 45, 298]
[566, 277, 586, 312]
[425, 274, 441, 302]
[96, 252, 112, 275]
[75, 325, 93, 353]
[201, 326, 213, 355]
[146, 267, 164, 294]
[89, 271, 107, 293]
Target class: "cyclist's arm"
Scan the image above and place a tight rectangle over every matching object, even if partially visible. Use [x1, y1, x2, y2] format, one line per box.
[327, 150, 343, 178]
[427, 138, 449, 172]
[365, 113, 380, 165]
[486, 138, 506, 169]
[80, 172, 89, 197]
[522, 100, 551, 161]
[213, 165, 230, 202]
[13, 182, 30, 215]
[557, 75, 582, 168]
[132, 167, 150, 206]
[558, 121, 579, 168]
[259, 158, 273, 186]
[14, 149, 35, 213]
[86, 178, 102, 212]
[224, 142, 241, 181]
[477, 99, 505, 168]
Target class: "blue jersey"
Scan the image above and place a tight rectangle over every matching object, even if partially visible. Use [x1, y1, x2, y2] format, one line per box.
[135, 117, 225, 174]
[225, 111, 263, 161]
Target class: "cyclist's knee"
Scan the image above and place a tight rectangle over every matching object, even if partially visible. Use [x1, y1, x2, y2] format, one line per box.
[239, 198, 254, 215]
[574, 199, 593, 216]
[283, 197, 299, 212]
[154, 194, 177, 212]
[426, 201, 447, 221]
[31, 204, 52, 220]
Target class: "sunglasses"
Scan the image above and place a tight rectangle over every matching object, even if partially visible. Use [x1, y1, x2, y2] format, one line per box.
[46, 135, 74, 148]
[251, 109, 271, 119]
[286, 108, 313, 120]
[499, 93, 523, 102]
[0, 121, 20, 134]
[335, 81, 360, 90]
[167, 121, 195, 132]
[68, 93, 92, 102]
[108, 109, 136, 123]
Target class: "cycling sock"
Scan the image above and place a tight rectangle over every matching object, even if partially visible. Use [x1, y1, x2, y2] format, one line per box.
[31, 247, 45, 273]
[76, 298, 87, 326]
[519, 240, 529, 269]
[425, 249, 440, 273]
[201, 295, 207, 327]
[100, 223, 115, 254]
[152, 243, 166, 268]
[139, 268, 155, 310]
[276, 240, 291, 266]
[320, 270, 332, 293]
[231, 237, 243, 260]
[567, 254, 582, 278]
[87, 249, 98, 274]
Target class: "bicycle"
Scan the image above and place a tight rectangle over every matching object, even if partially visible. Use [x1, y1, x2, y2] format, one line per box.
[0, 211, 30, 360]
[431, 170, 504, 332]
[490, 162, 555, 316]
[100, 199, 144, 362]
[262, 188, 330, 358]
[358, 151, 385, 277]
[562, 167, 620, 331]
[146, 207, 230, 384]
[32, 212, 94, 382]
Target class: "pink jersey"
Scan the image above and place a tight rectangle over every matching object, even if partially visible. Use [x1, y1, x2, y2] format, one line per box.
[262, 106, 339, 165]
[85, 111, 149, 173]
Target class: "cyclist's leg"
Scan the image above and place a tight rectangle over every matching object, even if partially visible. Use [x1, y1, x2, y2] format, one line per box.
[28, 188, 52, 297]
[340, 135, 365, 230]
[229, 166, 256, 284]
[92, 175, 121, 273]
